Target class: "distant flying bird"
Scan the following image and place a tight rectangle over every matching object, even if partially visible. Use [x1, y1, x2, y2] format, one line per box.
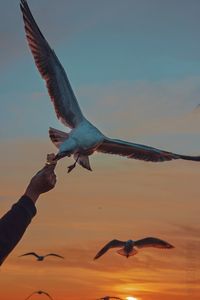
[20, 0, 200, 173]
[25, 290, 53, 300]
[19, 252, 64, 261]
[97, 297, 123, 300]
[94, 238, 174, 259]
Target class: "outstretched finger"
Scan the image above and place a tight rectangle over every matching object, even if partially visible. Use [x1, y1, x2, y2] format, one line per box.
[33, 154, 57, 176]
[46, 153, 56, 164]
[45, 153, 57, 171]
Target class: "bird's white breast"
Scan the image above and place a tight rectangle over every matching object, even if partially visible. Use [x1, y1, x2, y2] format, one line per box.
[70, 120, 104, 150]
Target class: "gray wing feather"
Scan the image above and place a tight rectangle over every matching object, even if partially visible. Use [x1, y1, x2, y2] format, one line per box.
[94, 239, 125, 260]
[134, 237, 174, 249]
[97, 138, 200, 162]
[20, 0, 84, 129]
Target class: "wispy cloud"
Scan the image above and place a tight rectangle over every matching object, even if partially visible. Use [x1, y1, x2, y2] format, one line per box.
[78, 77, 200, 138]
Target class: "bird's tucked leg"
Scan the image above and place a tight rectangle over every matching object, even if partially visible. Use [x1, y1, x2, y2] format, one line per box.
[75, 154, 92, 171]
[67, 155, 79, 173]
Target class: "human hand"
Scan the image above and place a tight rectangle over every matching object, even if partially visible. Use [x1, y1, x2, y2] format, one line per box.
[24, 154, 57, 203]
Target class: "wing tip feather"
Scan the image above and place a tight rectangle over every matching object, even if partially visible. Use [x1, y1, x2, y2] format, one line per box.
[93, 254, 99, 260]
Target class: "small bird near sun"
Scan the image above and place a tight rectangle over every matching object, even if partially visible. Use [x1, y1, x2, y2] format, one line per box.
[97, 297, 123, 300]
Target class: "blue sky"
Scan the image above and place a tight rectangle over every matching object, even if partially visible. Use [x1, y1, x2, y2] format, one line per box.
[1, 0, 200, 141]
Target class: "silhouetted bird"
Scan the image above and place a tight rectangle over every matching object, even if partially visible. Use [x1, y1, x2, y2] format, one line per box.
[20, 0, 200, 173]
[19, 252, 64, 261]
[25, 290, 53, 300]
[94, 237, 174, 259]
[97, 297, 123, 300]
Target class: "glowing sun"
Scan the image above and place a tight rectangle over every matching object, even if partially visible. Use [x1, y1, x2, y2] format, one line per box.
[126, 297, 138, 300]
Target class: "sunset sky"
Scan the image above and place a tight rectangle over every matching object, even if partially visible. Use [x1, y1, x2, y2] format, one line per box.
[0, 0, 200, 299]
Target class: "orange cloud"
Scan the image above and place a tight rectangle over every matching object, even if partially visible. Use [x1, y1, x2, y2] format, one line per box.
[0, 137, 200, 300]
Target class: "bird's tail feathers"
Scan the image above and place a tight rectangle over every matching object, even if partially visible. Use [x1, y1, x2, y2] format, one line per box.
[117, 248, 138, 257]
[49, 127, 69, 148]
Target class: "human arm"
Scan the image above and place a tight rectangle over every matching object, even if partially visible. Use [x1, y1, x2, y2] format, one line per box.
[0, 154, 57, 265]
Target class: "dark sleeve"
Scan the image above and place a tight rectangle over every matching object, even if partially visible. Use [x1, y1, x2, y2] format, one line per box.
[0, 195, 37, 265]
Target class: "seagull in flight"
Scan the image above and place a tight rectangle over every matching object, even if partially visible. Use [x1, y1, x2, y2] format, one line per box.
[25, 290, 53, 300]
[97, 297, 123, 300]
[20, 0, 200, 173]
[19, 252, 64, 261]
[94, 237, 174, 259]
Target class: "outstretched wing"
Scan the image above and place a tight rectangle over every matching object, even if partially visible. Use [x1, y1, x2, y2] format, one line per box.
[24, 292, 35, 300]
[97, 138, 200, 162]
[42, 291, 54, 300]
[45, 253, 64, 259]
[20, 0, 84, 129]
[94, 239, 125, 260]
[19, 252, 39, 258]
[134, 237, 174, 249]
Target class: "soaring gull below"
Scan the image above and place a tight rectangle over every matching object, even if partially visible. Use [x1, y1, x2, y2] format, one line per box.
[19, 252, 64, 261]
[20, 0, 200, 173]
[94, 237, 174, 259]
[25, 290, 53, 300]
